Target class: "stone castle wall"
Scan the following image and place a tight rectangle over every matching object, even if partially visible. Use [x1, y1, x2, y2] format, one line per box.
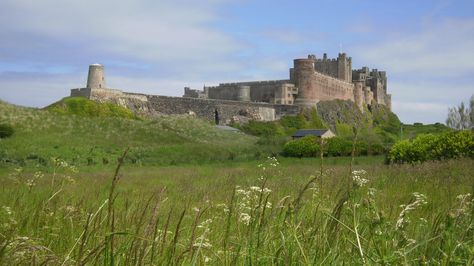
[83, 87, 299, 124]
[205, 80, 291, 103]
[292, 58, 355, 106]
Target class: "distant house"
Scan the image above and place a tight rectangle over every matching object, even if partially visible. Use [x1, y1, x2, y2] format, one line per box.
[292, 129, 335, 139]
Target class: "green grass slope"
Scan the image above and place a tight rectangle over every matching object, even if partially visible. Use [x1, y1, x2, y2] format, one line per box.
[45, 96, 137, 119]
[0, 99, 270, 167]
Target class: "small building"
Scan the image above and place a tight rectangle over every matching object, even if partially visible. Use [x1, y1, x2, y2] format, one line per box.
[292, 129, 335, 139]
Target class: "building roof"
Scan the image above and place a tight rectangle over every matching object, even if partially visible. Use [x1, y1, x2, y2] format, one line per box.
[292, 129, 330, 137]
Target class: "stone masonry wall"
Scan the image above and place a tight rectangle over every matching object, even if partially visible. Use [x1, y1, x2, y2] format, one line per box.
[86, 88, 299, 124]
[206, 80, 290, 103]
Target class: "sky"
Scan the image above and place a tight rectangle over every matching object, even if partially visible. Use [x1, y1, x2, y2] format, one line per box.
[0, 0, 473, 124]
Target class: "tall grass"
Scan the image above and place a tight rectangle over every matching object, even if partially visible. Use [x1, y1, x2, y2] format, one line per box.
[0, 155, 473, 264]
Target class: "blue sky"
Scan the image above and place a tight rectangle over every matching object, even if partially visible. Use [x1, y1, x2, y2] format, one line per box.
[0, 0, 473, 124]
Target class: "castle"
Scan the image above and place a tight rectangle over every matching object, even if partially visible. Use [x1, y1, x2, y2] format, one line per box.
[70, 53, 391, 124]
[184, 53, 391, 111]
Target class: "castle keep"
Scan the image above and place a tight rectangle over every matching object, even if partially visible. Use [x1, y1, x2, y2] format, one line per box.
[71, 53, 391, 124]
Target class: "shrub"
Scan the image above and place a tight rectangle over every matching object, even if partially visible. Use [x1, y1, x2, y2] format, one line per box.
[387, 130, 474, 164]
[282, 135, 383, 158]
[280, 114, 307, 132]
[0, 123, 14, 138]
[326, 137, 353, 156]
[241, 121, 283, 137]
[283, 136, 321, 157]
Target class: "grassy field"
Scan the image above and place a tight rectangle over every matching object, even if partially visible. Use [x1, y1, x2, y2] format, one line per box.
[1, 155, 473, 264]
[1, 99, 473, 264]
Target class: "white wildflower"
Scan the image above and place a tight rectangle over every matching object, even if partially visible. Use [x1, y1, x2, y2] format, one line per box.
[197, 219, 213, 229]
[368, 188, 377, 197]
[250, 186, 261, 192]
[239, 213, 251, 225]
[352, 169, 369, 187]
[193, 236, 212, 248]
[2, 206, 12, 216]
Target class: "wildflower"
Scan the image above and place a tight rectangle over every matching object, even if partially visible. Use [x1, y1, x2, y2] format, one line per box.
[193, 236, 212, 248]
[450, 193, 473, 218]
[352, 169, 369, 187]
[216, 203, 229, 213]
[34, 171, 44, 179]
[250, 186, 261, 192]
[239, 213, 251, 225]
[2, 206, 12, 216]
[368, 188, 377, 197]
[197, 219, 213, 229]
[65, 206, 76, 213]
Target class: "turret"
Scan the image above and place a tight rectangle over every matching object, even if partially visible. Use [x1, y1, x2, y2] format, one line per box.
[337, 53, 352, 82]
[353, 81, 365, 112]
[236, 85, 251, 102]
[293, 58, 316, 107]
[87, 64, 106, 89]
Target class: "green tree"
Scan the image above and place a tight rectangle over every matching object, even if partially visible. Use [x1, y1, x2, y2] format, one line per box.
[446, 95, 473, 130]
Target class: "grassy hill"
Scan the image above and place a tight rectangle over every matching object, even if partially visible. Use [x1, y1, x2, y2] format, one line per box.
[0, 98, 273, 167]
[400, 122, 452, 139]
[45, 96, 138, 119]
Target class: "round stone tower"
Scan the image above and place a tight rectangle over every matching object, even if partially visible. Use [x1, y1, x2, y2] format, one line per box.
[86, 64, 106, 89]
[293, 58, 316, 107]
[353, 81, 365, 112]
[236, 85, 251, 102]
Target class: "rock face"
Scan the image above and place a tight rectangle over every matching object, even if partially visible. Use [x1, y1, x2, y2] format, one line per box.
[316, 99, 397, 132]
[317, 100, 364, 129]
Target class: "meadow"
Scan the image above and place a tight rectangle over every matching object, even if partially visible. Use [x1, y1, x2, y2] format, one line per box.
[1, 100, 473, 264]
[1, 155, 473, 265]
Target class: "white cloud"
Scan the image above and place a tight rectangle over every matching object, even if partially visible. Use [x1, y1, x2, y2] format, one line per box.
[353, 18, 474, 77]
[352, 18, 474, 123]
[0, 0, 243, 63]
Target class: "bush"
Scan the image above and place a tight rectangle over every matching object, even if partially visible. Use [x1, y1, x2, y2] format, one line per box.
[241, 121, 283, 137]
[0, 123, 14, 138]
[283, 136, 384, 158]
[282, 136, 321, 157]
[326, 137, 353, 156]
[387, 131, 474, 164]
[280, 114, 307, 132]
